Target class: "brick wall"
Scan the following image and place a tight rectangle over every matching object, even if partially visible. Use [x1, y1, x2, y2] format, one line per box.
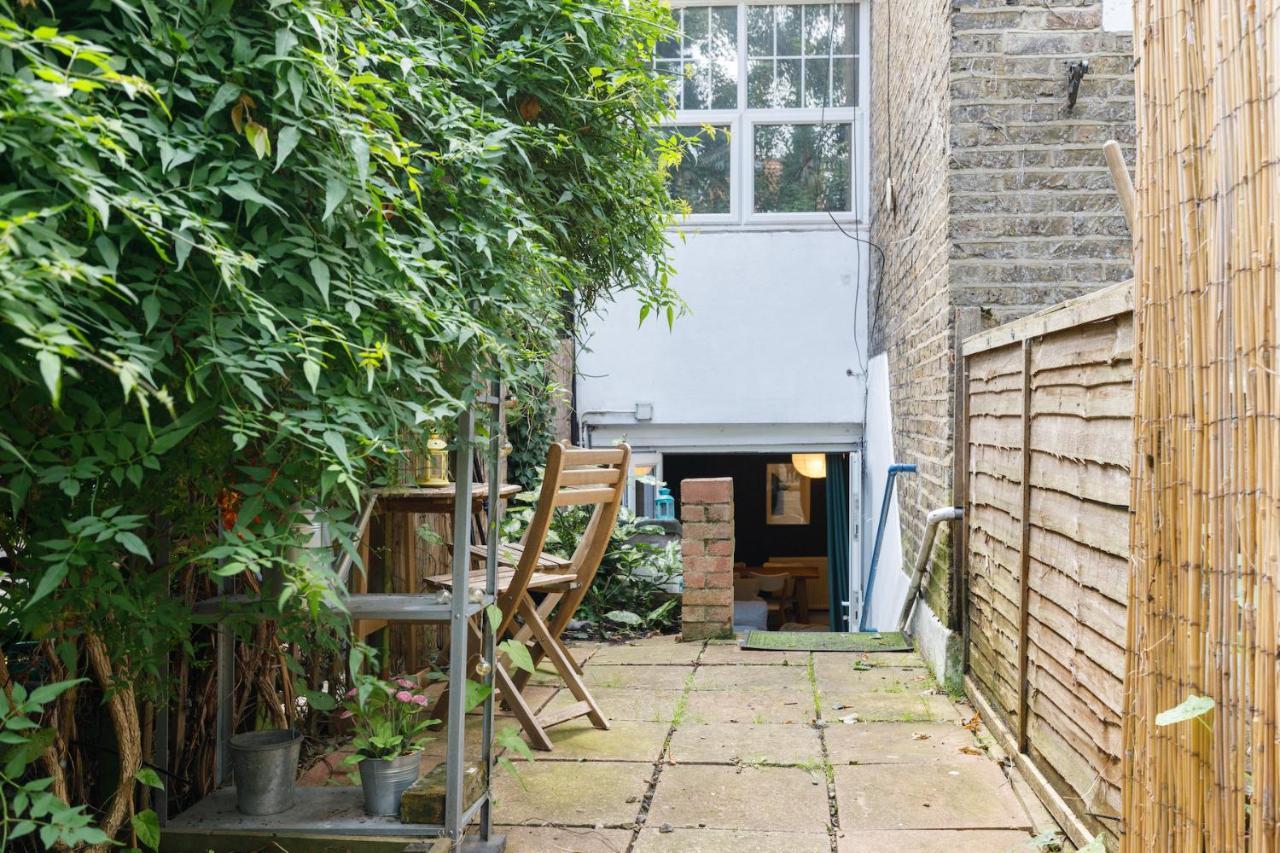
[871, 1, 1134, 625]
[869, 0, 957, 622]
[679, 478, 734, 641]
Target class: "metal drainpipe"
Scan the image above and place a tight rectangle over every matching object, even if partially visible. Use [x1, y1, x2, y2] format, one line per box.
[897, 506, 964, 634]
[859, 463, 917, 632]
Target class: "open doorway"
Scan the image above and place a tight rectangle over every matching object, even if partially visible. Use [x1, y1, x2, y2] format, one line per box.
[663, 452, 848, 631]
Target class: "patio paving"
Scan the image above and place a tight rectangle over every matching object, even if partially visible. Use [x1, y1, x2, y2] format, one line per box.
[492, 635, 1052, 852]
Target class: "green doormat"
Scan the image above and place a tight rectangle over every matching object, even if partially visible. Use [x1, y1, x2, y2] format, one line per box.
[742, 631, 912, 652]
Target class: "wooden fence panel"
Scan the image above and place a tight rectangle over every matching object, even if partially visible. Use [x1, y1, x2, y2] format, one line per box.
[962, 281, 1133, 846]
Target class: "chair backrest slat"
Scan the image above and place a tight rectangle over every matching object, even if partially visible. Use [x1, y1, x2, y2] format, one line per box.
[554, 487, 619, 507]
[557, 468, 623, 487]
[560, 448, 627, 466]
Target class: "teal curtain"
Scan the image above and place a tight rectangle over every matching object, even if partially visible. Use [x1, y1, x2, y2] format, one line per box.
[825, 454, 850, 631]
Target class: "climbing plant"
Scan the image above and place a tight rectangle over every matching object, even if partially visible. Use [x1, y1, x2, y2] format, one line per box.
[0, 0, 682, 844]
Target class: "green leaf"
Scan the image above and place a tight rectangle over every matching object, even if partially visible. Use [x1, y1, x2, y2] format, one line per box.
[497, 639, 535, 674]
[322, 430, 350, 469]
[464, 679, 492, 711]
[135, 767, 164, 790]
[37, 351, 61, 406]
[351, 136, 370, 184]
[141, 295, 161, 332]
[29, 678, 85, 706]
[275, 124, 302, 170]
[1155, 694, 1215, 726]
[486, 603, 503, 635]
[26, 563, 68, 608]
[303, 359, 321, 392]
[309, 258, 330, 307]
[322, 178, 348, 221]
[604, 609, 642, 627]
[116, 531, 152, 562]
[132, 808, 161, 850]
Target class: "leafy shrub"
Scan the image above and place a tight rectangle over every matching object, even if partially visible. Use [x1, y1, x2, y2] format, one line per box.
[502, 497, 682, 635]
[0, 0, 682, 840]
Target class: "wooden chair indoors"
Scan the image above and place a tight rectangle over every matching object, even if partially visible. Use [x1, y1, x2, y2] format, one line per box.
[428, 442, 630, 750]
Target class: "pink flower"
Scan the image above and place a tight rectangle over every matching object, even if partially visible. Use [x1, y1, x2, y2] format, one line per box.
[396, 678, 415, 689]
[339, 710, 353, 719]
[395, 690, 413, 702]
[412, 694, 430, 706]
[345, 687, 357, 698]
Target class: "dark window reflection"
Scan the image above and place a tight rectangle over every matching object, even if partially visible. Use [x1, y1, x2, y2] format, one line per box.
[667, 125, 732, 214]
[753, 123, 851, 213]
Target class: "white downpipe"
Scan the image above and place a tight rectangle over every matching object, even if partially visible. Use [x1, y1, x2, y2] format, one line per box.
[897, 506, 964, 634]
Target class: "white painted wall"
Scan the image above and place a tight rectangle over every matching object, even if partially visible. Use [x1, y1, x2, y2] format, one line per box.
[859, 353, 909, 630]
[1102, 0, 1133, 32]
[578, 227, 869, 451]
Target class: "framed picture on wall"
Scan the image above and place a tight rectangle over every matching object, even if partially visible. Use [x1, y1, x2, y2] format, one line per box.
[766, 463, 811, 525]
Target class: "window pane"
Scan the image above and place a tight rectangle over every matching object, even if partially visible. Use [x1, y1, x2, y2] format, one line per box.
[656, 5, 739, 111]
[747, 6, 774, 55]
[832, 55, 857, 107]
[804, 3, 855, 55]
[747, 3, 857, 107]
[667, 125, 732, 215]
[776, 5, 803, 55]
[802, 58, 829, 108]
[753, 123, 851, 213]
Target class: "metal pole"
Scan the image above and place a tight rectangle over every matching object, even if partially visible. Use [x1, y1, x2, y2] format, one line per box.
[479, 381, 503, 841]
[444, 406, 475, 844]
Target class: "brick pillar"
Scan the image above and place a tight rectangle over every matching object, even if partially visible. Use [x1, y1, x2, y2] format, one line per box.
[679, 478, 734, 641]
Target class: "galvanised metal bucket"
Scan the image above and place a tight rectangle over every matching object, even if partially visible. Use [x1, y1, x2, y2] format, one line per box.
[229, 729, 302, 816]
[359, 752, 421, 816]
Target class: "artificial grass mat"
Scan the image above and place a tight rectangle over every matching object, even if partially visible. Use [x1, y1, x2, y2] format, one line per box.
[741, 630, 912, 652]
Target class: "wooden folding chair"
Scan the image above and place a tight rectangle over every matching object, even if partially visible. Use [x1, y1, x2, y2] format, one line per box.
[429, 442, 630, 750]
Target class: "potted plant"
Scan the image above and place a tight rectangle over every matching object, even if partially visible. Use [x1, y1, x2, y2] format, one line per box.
[340, 674, 437, 816]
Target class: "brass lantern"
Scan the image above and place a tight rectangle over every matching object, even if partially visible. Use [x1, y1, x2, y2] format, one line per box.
[419, 434, 450, 487]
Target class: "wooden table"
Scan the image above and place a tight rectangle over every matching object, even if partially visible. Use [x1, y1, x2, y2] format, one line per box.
[372, 482, 521, 514]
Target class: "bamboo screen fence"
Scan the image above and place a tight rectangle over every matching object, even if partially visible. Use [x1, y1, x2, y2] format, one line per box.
[962, 282, 1135, 847]
[1124, 0, 1279, 849]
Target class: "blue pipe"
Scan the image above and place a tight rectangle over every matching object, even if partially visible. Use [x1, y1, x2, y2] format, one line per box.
[859, 463, 917, 631]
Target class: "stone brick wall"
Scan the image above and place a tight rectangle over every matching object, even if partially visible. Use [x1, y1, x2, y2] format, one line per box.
[950, 0, 1135, 325]
[871, 1, 1135, 627]
[679, 478, 734, 641]
[869, 0, 957, 623]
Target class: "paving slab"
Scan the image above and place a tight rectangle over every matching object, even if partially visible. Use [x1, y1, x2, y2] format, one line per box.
[634, 827, 830, 852]
[812, 664, 937, 694]
[584, 664, 692, 691]
[823, 721, 985, 765]
[837, 829, 1038, 852]
[490, 760, 650, 827]
[818, 688, 961, 723]
[700, 642, 809, 667]
[667, 721, 823, 766]
[834, 762, 1030, 831]
[646, 764, 830, 832]
[535, 719, 671, 762]
[682, 688, 816, 725]
[500, 825, 632, 852]
[543, 687, 685, 723]
[590, 638, 705, 666]
[691, 663, 812, 692]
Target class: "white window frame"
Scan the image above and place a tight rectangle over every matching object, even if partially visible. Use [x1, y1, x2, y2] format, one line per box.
[664, 0, 870, 228]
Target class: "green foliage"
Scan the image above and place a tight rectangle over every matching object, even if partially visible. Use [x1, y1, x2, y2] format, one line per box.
[503, 496, 682, 636]
[0, 0, 683, 837]
[0, 680, 111, 849]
